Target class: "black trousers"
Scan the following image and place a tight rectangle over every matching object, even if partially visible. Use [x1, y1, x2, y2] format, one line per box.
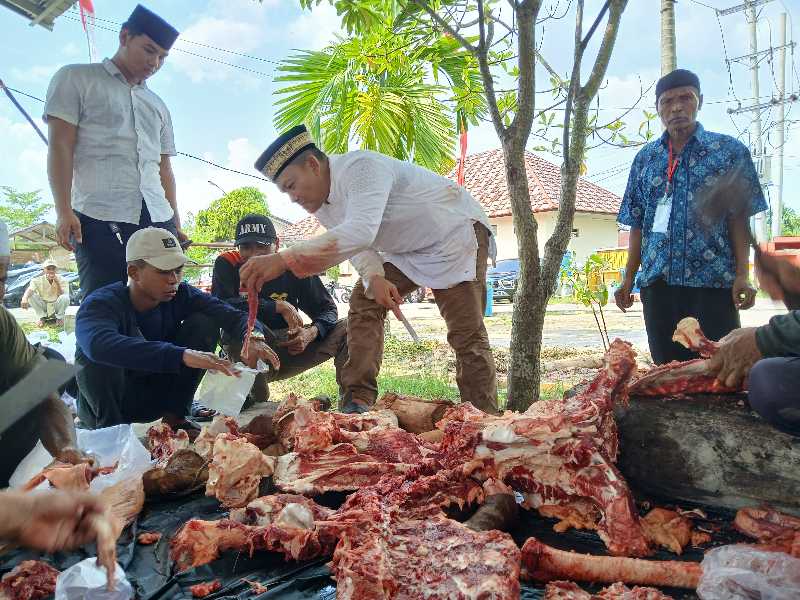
[75, 314, 220, 429]
[75, 204, 178, 298]
[641, 279, 740, 364]
[748, 357, 800, 437]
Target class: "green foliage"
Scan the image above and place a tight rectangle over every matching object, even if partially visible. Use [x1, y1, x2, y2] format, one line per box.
[184, 187, 269, 267]
[560, 253, 612, 350]
[0, 187, 49, 231]
[326, 264, 341, 281]
[273, 7, 486, 174]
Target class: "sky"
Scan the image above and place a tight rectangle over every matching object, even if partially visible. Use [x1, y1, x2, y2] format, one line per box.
[1, 0, 799, 228]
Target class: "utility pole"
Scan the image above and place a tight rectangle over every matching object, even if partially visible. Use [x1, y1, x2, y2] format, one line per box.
[773, 12, 787, 238]
[746, 2, 766, 241]
[660, 0, 677, 76]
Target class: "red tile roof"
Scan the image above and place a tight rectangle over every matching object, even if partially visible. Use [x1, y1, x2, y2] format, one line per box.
[449, 148, 621, 218]
[281, 149, 621, 240]
[282, 215, 324, 242]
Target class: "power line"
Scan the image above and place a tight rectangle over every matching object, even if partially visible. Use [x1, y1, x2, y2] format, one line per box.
[59, 15, 277, 78]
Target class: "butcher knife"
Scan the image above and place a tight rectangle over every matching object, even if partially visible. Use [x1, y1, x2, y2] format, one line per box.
[0, 359, 79, 436]
[392, 306, 420, 343]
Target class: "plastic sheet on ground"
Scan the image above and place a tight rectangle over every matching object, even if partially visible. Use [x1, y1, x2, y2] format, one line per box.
[0, 486, 756, 600]
[697, 545, 800, 600]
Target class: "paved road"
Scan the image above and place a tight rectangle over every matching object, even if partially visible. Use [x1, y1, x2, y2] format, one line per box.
[9, 296, 787, 353]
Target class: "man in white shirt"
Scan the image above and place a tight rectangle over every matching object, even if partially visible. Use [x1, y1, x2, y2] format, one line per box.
[241, 125, 499, 414]
[45, 4, 185, 297]
[21, 259, 70, 327]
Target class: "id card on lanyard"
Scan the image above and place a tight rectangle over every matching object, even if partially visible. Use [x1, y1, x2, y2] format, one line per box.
[652, 139, 680, 234]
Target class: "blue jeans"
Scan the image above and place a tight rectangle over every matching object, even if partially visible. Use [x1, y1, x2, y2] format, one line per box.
[748, 357, 800, 437]
[74, 203, 178, 299]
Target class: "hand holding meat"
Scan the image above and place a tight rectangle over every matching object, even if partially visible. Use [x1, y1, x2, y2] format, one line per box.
[707, 327, 762, 388]
[0, 490, 107, 553]
[275, 300, 303, 332]
[732, 274, 756, 310]
[279, 326, 317, 356]
[369, 274, 403, 312]
[183, 349, 240, 376]
[239, 253, 288, 293]
[243, 339, 281, 370]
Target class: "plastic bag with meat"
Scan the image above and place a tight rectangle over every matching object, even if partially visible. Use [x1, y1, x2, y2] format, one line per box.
[697, 545, 800, 600]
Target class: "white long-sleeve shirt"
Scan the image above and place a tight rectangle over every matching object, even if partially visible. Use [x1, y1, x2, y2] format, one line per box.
[282, 150, 495, 290]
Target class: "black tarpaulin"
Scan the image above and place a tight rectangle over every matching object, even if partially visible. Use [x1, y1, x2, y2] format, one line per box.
[0, 490, 748, 600]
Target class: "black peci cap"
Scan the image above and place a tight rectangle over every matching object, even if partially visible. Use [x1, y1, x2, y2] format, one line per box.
[235, 214, 277, 246]
[655, 69, 701, 104]
[254, 125, 316, 182]
[124, 4, 180, 50]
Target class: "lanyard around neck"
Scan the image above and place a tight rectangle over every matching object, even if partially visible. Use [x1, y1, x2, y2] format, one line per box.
[666, 139, 681, 187]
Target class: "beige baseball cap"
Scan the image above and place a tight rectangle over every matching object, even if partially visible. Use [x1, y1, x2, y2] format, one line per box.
[126, 227, 187, 270]
[42, 259, 58, 269]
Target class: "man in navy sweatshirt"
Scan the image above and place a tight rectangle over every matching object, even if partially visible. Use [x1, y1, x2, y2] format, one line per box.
[75, 227, 280, 429]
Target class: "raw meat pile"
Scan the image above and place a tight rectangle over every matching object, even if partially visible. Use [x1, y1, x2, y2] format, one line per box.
[734, 506, 800, 557]
[629, 317, 741, 396]
[544, 580, 674, 599]
[167, 338, 800, 596]
[206, 434, 275, 508]
[0, 561, 59, 600]
[172, 467, 521, 599]
[438, 340, 651, 557]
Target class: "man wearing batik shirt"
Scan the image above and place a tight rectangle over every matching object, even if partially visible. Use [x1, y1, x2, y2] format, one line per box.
[615, 69, 767, 364]
[45, 4, 184, 297]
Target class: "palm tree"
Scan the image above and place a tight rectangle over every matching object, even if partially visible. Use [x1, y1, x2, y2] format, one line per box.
[273, 27, 485, 174]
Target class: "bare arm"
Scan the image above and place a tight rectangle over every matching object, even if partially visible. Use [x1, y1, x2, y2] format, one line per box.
[160, 155, 186, 240]
[623, 228, 642, 283]
[47, 118, 80, 251]
[614, 228, 641, 313]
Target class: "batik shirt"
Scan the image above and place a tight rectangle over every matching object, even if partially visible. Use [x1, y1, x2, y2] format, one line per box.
[617, 123, 767, 289]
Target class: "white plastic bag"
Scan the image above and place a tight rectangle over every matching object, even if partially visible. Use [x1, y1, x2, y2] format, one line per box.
[48, 331, 77, 364]
[697, 545, 800, 600]
[196, 362, 267, 416]
[54, 558, 132, 600]
[8, 425, 152, 491]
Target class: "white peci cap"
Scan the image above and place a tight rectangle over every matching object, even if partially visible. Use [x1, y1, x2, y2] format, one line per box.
[126, 227, 186, 270]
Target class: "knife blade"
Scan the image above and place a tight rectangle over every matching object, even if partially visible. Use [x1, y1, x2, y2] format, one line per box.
[0, 360, 79, 436]
[392, 306, 420, 343]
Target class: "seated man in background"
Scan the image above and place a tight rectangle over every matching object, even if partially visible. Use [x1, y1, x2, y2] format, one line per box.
[75, 227, 280, 430]
[21, 259, 70, 327]
[0, 221, 81, 487]
[212, 214, 347, 406]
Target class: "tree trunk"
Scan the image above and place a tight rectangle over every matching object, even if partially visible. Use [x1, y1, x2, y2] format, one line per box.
[504, 135, 545, 411]
[616, 394, 800, 516]
[660, 0, 677, 76]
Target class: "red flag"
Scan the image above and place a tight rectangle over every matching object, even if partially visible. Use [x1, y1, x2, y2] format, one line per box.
[79, 0, 97, 62]
[456, 119, 468, 186]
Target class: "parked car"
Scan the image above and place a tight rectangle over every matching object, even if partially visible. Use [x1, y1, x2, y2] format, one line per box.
[3, 269, 82, 308]
[488, 258, 520, 302]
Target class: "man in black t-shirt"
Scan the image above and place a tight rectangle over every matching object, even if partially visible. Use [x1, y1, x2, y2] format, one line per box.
[212, 214, 347, 405]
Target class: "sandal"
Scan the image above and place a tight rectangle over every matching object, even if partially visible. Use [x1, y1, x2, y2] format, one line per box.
[190, 401, 217, 421]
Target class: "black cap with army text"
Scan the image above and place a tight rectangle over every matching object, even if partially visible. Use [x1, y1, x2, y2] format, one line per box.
[124, 4, 180, 50]
[254, 125, 316, 182]
[235, 214, 277, 246]
[655, 68, 701, 103]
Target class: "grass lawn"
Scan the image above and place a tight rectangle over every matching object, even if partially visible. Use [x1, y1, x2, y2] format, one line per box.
[270, 335, 573, 410]
[19, 321, 63, 342]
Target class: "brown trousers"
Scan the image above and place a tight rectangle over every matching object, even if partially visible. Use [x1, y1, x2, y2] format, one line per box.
[342, 223, 498, 414]
[226, 319, 348, 403]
